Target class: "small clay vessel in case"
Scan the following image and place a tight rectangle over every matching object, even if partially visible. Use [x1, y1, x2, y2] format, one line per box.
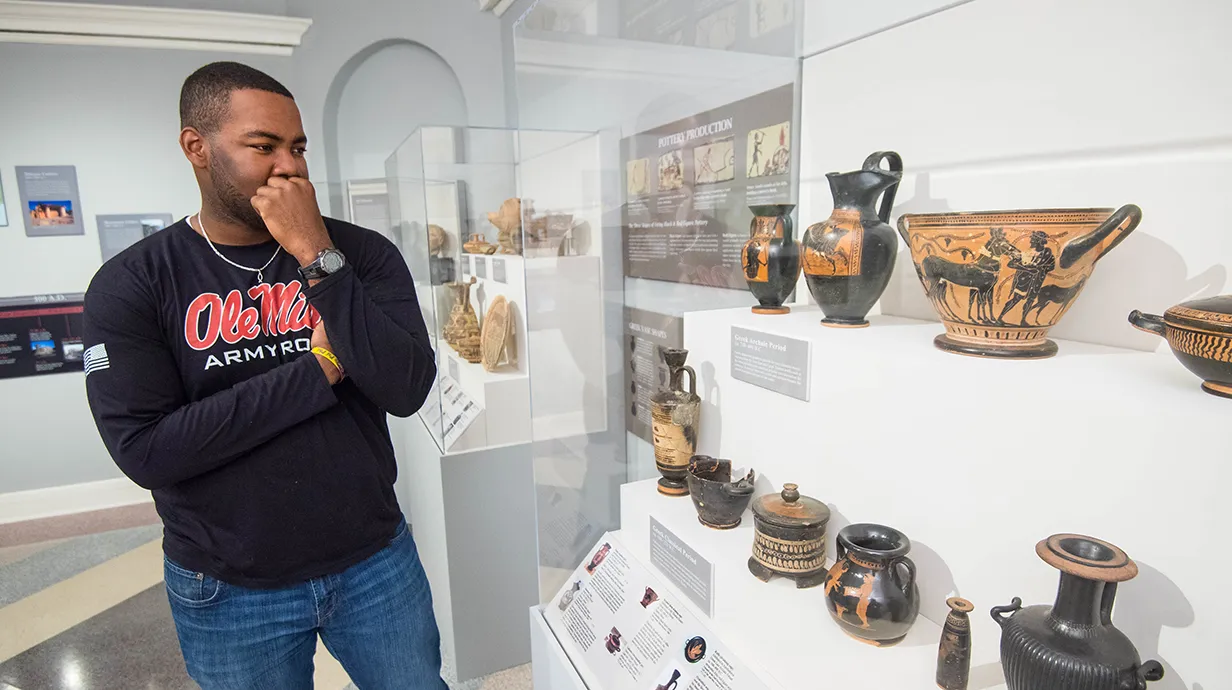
[463, 233, 498, 255]
[747, 483, 831, 588]
[1130, 295, 1232, 398]
[686, 456, 755, 529]
[824, 523, 920, 646]
[650, 349, 700, 496]
[991, 534, 1164, 690]
[937, 597, 974, 690]
[741, 204, 801, 314]
[443, 277, 481, 363]
[803, 151, 903, 328]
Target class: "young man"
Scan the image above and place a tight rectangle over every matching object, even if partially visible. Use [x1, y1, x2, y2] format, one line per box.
[82, 61, 446, 689]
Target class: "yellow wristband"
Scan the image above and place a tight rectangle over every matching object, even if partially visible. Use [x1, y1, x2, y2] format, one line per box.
[311, 347, 344, 376]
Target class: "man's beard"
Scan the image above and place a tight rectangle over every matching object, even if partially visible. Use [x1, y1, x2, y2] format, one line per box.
[209, 150, 268, 233]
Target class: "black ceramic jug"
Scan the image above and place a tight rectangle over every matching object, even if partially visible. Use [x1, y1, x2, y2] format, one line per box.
[824, 523, 920, 646]
[992, 534, 1164, 690]
[742, 204, 801, 314]
[802, 152, 903, 328]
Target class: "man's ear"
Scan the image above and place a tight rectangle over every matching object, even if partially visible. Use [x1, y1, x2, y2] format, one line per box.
[180, 127, 209, 169]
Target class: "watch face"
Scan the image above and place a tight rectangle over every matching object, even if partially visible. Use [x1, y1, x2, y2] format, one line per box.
[322, 250, 346, 273]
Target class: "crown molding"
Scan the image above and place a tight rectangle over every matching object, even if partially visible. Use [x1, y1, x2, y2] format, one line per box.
[0, 0, 313, 55]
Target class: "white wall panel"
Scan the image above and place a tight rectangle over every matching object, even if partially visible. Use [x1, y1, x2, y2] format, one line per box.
[800, 0, 1232, 351]
[802, 0, 971, 55]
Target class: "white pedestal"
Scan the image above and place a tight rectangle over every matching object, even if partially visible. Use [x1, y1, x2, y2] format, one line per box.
[440, 349, 530, 451]
[620, 479, 945, 690]
[530, 606, 590, 690]
[401, 419, 540, 683]
[680, 304, 1227, 685]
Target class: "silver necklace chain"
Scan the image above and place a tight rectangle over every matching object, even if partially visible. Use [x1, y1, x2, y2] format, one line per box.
[192, 213, 281, 284]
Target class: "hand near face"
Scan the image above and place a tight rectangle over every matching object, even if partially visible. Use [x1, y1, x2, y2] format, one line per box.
[250, 176, 333, 266]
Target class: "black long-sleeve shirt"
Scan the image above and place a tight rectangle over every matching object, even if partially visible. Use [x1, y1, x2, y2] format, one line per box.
[82, 217, 435, 587]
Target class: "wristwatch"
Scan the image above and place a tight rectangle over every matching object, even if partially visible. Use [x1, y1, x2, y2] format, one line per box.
[299, 248, 346, 281]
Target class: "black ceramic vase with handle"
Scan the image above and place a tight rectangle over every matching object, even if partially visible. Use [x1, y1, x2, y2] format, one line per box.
[824, 523, 920, 646]
[991, 534, 1164, 690]
[803, 152, 903, 328]
[741, 204, 801, 314]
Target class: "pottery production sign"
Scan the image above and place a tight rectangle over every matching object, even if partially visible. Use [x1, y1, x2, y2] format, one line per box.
[730, 326, 810, 401]
[621, 84, 795, 290]
[545, 534, 771, 690]
[492, 258, 507, 283]
[624, 308, 685, 444]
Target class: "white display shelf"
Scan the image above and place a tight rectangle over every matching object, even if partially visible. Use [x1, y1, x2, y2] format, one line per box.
[438, 349, 529, 451]
[619, 478, 945, 690]
[681, 304, 1226, 685]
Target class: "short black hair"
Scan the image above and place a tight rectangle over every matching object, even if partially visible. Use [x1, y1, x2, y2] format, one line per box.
[179, 61, 294, 134]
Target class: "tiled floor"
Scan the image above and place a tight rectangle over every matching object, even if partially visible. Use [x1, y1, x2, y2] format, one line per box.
[0, 517, 531, 690]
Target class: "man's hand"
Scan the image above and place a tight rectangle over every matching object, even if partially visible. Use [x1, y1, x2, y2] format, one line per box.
[251, 176, 333, 267]
[311, 320, 344, 385]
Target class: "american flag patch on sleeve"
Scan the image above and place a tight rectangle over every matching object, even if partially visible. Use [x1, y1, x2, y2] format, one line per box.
[83, 343, 110, 376]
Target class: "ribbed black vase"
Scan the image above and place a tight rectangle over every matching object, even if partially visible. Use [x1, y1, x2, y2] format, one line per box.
[991, 534, 1164, 690]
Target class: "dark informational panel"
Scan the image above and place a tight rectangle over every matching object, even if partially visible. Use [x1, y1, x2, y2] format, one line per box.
[621, 84, 794, 289]
[0, 293, 86, 379]
[623, 307, 685, 443]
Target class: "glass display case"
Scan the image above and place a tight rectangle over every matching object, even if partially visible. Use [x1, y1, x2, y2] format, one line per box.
[382, 124, 608, 682]
[512, 0, 807, 604]
[385, 125, 606, 456]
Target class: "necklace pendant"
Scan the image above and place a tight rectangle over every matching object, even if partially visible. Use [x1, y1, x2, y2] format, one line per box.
[256, 270, 264, 284]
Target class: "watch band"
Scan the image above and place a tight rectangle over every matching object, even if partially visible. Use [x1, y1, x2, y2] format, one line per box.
[299, 248, 345, 281]
[299, 263, 330, 280]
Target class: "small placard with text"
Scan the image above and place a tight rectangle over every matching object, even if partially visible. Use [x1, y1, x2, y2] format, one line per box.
[730, 326, 810, 401]
[649, 516, 713, 616]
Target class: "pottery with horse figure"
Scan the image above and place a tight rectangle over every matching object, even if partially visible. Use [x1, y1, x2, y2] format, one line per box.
[1130, 295, 1232, 398]
[899, 205, 1142, 359]
[803, 151, 902, 328]
[742, 204, 801, 314]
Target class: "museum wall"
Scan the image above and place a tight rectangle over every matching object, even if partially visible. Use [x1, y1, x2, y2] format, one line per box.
[790, 0, 1231, 683]
[0, 42, 293, 496]
[798, 0, 1232, 351]
[0, 0, 512, 506]
[287, 0, 508, 215]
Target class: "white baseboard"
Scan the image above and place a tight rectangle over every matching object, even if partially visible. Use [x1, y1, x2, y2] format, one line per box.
[0, 478, 153, 525]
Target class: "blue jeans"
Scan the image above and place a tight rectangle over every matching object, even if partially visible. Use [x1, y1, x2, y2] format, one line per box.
[164, 522, 447, 689]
